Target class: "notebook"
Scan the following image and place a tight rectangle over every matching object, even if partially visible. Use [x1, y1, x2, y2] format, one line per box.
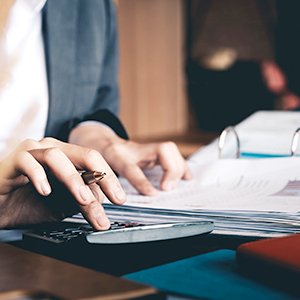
[236, 233, 300, 293]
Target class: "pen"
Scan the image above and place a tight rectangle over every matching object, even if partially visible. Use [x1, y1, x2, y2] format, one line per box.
[80, 171, 106, 185]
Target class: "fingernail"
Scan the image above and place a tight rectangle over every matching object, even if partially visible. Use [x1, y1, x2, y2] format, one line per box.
[41, 179, 51, 195]
[145, 186, 158, 196]
[79, 185, 93, 204]
[114, 187, 126, 202]
[96, 212, 110, 229]
[163, 180, 175, 191]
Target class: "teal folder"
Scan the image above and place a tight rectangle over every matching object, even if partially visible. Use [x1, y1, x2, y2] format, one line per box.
[124, 250, 298, 300]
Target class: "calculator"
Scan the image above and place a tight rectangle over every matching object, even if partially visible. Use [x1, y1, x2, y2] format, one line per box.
[23, 221, 214, 245]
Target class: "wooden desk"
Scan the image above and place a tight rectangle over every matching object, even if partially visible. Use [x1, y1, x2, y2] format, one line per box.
[0, 131, 224, 300]
[3, 131, 297, 299]
[0, 242, 157, 300]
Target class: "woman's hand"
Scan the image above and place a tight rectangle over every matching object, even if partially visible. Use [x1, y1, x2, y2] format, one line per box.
[0, 138, 126, 230]
[69, 125, 193, 196]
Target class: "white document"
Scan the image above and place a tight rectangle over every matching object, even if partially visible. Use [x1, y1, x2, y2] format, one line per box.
[118, 157, 300, 213]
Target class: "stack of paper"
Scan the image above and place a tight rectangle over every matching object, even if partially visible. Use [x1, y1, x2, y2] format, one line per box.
[71, 111, 300, 238]
[100, 156, 300, 238]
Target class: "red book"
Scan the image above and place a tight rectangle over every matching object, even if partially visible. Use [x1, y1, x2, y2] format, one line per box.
[236, 234, 300, 296]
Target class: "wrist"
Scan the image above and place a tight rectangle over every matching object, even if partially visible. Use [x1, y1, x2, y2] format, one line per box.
[69, 124, 126, 155]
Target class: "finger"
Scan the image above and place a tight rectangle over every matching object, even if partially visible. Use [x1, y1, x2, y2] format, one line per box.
[182, 165, 193, 180]
[39, 139, 126, 205]
[161, 163, 193, 191]
[29, 147, 111, 229]
[122, 163, 158, 196]
[88, 183, 105, 204]
[14, 151, 51, 196]
[78, 150, 126, 205]
[29, 147, 96, 206]
[156, 142, 193, 191]
[78, 181, 110, 230]
[79, 200, 110, 231]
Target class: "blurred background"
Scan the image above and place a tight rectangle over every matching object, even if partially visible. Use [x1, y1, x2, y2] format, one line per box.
[116, 0, 300, 157]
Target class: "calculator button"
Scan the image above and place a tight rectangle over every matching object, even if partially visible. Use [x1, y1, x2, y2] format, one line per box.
[110, 224, 126, 230]
[124, 223, 140, 227]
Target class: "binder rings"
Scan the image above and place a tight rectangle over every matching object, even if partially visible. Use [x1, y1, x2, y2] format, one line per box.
[210, 111, 300, 159]
[218, 124, 300, 159]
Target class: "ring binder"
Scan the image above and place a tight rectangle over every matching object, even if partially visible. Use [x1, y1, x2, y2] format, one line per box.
[219, 125, 300, 158]
[218, 126, 240, 159]
[291, 128, 300, 157]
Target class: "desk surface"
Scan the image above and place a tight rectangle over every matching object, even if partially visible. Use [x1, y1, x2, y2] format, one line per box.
[3, 132, 296, 300]
[0, 242, 157, 300]
[13, 233, 250, 277]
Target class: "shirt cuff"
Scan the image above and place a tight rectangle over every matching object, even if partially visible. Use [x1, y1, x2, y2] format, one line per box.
[75, 120, 116, 136]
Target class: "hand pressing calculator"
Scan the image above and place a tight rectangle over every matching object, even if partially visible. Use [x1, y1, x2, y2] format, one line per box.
[23, 221, 214, 245]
